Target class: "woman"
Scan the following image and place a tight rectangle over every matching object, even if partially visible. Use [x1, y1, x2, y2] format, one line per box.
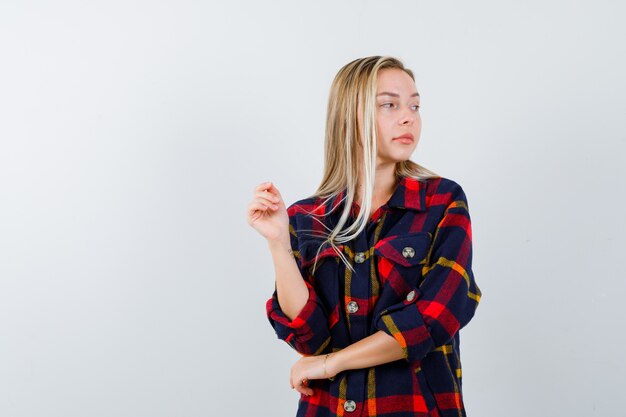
[247, 56, 482, 417]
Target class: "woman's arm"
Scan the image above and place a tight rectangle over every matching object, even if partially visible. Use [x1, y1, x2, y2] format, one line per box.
[248, 181, 309, 319]
[264, 196, 334, 356]
[290, 330, 404, 395]
[327, 330, 404, 375]
[268, 238, 309, 320]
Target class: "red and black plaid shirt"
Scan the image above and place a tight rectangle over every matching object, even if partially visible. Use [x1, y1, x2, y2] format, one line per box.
[266, 175, 482, 417]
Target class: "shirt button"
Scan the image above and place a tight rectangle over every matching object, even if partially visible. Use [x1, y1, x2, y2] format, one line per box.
[354, 252, 366, 263]
[402, 246, 415, 258]
[344, 400, 356, 412]
[406, 290, 416, 302]
[346, 301, 359, 314]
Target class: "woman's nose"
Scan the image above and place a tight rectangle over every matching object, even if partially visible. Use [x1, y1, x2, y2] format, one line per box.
[399, 108, 415, 125]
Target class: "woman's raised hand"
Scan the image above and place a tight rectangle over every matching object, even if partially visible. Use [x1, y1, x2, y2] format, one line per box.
[247, 181, 289, 244]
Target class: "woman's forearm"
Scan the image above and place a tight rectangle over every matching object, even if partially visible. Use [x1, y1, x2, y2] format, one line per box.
[268, 239, 309, 321]
[327, 330, 405, 376]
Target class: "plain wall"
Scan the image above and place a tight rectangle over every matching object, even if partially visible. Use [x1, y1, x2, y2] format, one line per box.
[1, 1, 624, 416]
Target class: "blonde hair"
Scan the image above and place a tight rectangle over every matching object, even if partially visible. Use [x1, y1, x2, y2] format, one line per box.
[303, 56, 440, 274]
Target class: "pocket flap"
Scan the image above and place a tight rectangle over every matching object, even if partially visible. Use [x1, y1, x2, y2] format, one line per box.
[298, 236, 344, 269]
[374, 231, 432, 267]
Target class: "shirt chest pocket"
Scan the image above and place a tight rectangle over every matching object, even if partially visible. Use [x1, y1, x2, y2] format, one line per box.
[299, 237, 345, 275]
[373, 231, 432, 290]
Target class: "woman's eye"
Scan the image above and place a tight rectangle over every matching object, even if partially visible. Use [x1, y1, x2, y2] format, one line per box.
[381, 103, 395, 108]
[411, 105, 420, 111]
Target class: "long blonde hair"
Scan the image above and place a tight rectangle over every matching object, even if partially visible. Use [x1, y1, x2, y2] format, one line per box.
[303, 56, 440, 274]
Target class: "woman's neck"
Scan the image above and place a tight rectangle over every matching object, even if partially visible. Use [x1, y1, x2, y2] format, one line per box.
[355, 165, 398, 207]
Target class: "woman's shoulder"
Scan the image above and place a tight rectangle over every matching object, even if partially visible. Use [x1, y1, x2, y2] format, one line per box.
[421, 175, 468, 200]
[284, 195, 326, 230]
[286, 192, 337, 216]
[419, 175, 472, 216]
[287, 196, 322, 215]
[285, 193, 345, 240]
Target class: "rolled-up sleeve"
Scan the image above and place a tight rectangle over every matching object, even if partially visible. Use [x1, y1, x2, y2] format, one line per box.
[265, 210, 332, 356]
[375, 185, 482, 364]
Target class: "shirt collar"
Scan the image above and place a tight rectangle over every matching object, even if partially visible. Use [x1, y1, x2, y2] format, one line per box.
[329, 175, 426, 213]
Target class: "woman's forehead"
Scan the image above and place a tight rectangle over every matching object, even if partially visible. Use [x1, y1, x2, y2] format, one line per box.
[376, 69, 419, 96]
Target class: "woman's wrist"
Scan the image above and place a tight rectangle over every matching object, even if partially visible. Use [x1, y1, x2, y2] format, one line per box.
[267, 237, 292, 254]
[325, 350, 343, 378]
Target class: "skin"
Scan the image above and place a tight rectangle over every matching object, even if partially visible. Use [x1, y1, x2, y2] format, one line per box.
[247, 68, 421, 396]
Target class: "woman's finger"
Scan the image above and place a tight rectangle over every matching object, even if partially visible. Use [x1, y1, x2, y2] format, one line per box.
[261, 182, 284, 201]
[254, 181, 274, 193]
[256, 190, 281, 203]
[249, 200, 278, 213]
[267, 184, 284, 201]
[291, 371, 314, 396]
[247, 203, 275, 223]
[294, 379, 314, 396]
[250, 200, 272, 210]
[254, 193, 280, 209]
[247, 202, 271, 215]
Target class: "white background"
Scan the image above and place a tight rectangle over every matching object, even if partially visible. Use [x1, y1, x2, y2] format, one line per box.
[1, 1, 624, 416]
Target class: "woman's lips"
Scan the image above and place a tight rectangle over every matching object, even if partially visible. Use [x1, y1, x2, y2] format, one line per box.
[393, 134, 414, 144]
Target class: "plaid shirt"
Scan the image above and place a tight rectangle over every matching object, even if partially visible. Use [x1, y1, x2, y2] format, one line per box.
[266, 175, 482, 417]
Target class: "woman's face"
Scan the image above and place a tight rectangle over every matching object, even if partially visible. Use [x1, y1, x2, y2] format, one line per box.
[373, 68, 421, 165]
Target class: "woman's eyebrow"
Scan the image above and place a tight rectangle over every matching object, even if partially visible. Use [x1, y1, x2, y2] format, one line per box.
[376, 91, 420, 98]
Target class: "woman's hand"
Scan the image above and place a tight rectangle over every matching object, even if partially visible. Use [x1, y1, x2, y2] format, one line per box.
[290, 353, 340, 396]
[247, 181, 289, 244]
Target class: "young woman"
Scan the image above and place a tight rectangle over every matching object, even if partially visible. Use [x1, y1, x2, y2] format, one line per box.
[247, 56, 482, 417]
